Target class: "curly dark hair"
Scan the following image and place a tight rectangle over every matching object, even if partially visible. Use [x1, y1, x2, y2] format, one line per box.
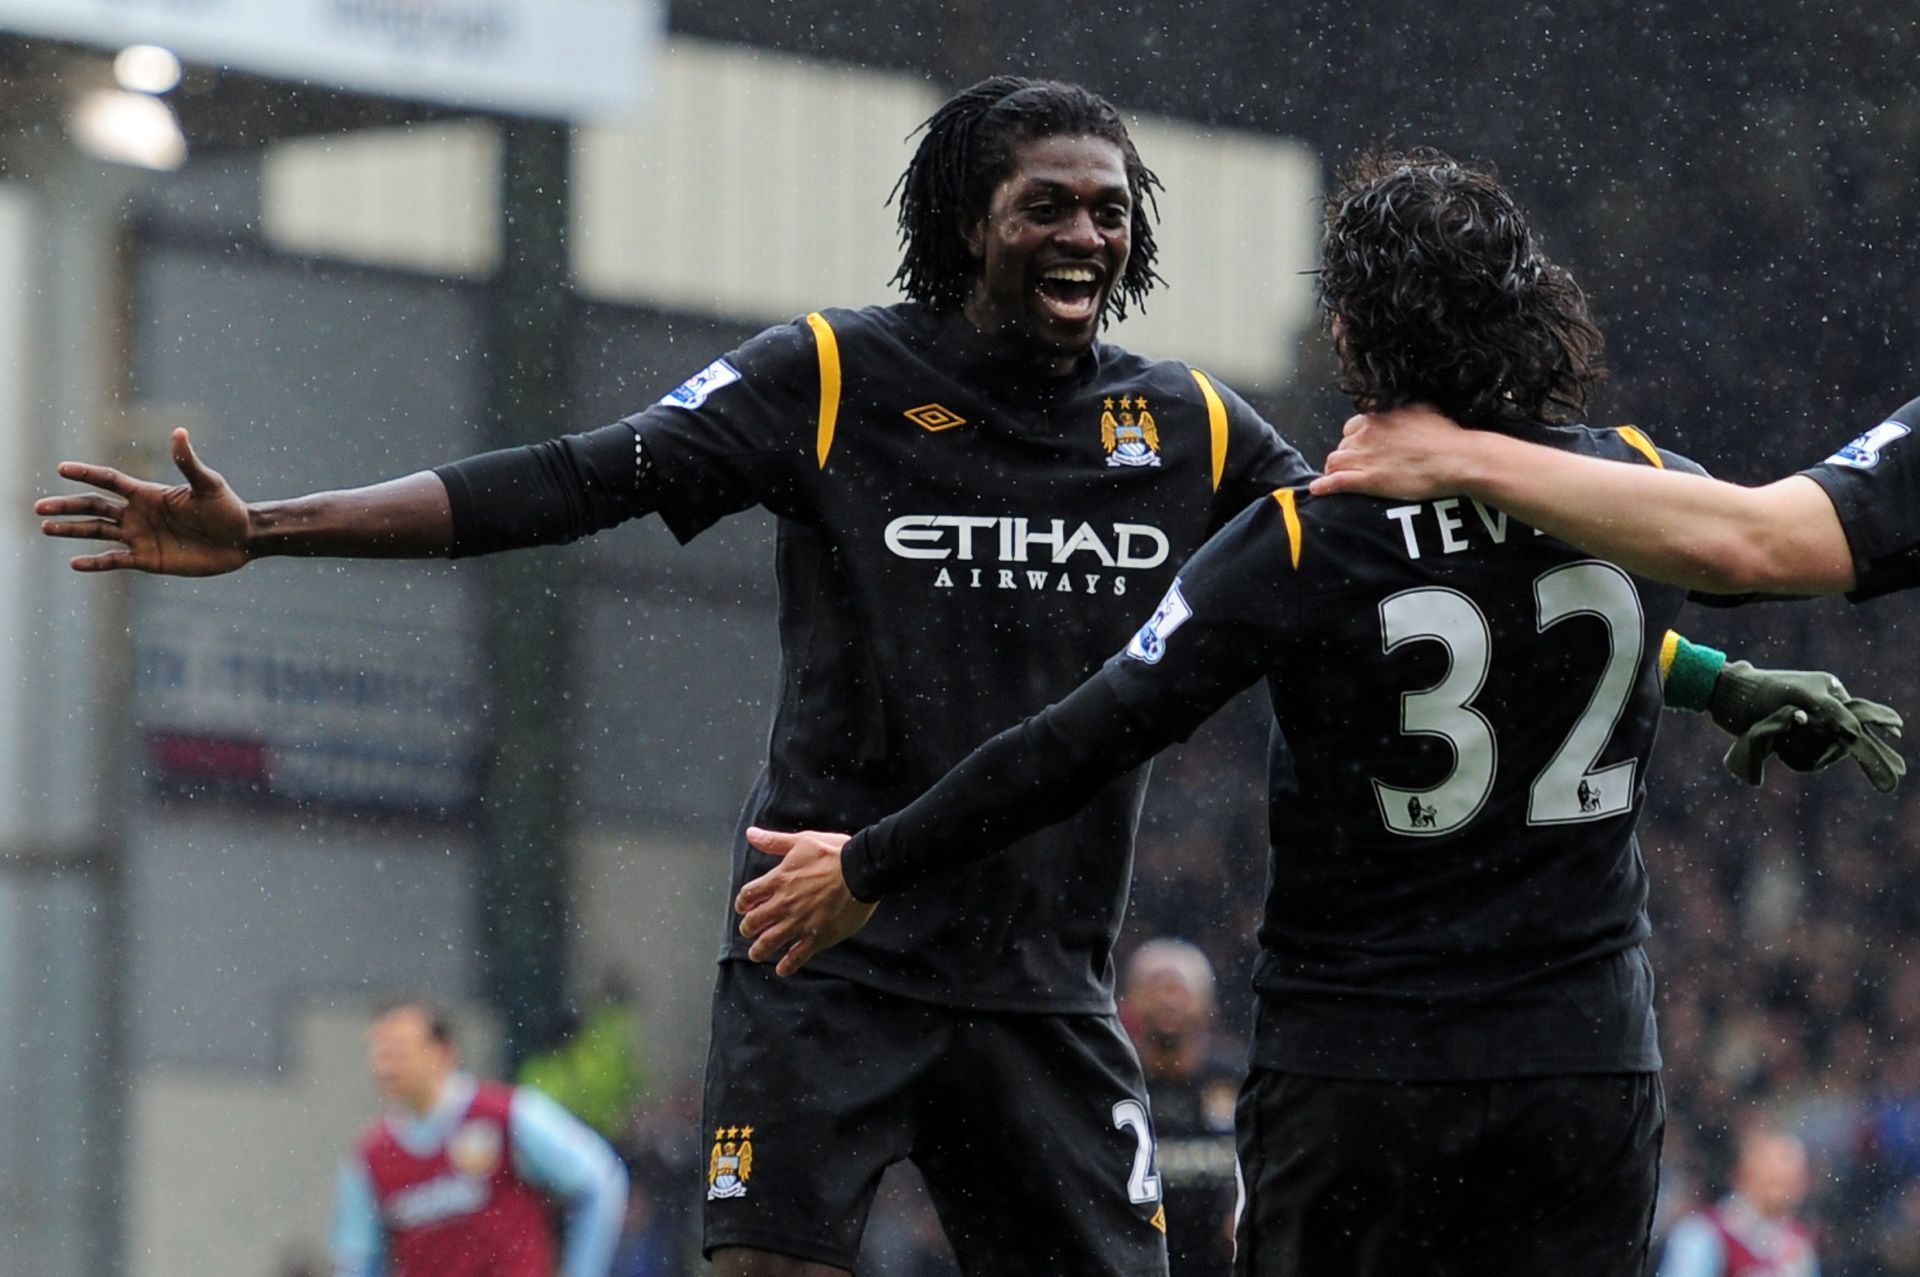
[891, 76, 1164, 320]
[1318, 148, 1606, 426]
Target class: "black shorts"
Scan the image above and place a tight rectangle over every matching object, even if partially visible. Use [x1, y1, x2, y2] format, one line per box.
[701, 960, 1169, 1276]
[1233, 1069, 1664, 1277]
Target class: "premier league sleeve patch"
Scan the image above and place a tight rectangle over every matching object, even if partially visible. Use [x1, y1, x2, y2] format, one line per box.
[1125, 581, 1192, 664]
[1827, 420, 1911, 469]
[658, 359, 742, 411]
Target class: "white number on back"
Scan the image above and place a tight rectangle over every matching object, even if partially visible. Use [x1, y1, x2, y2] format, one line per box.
[1372, 564, 1647, 837]
[1528, 563, 1644, 824]
[1374, 588, 1496, 836]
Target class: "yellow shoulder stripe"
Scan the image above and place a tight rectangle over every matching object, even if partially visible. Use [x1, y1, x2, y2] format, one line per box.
[1271, 487, 1303, 568]
[1190, 368, 1228, 492]
[807, 311, 843, 469]
[1616, 425, 1665, 469]
[1658, 629, 1680, 681]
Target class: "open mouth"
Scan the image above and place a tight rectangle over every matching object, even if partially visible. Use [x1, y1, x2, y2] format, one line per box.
[1035, 263, 1104, 325]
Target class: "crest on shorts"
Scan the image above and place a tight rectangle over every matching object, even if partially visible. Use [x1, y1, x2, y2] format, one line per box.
[1101, 396, 1162, 468]
[706, 1126, 754, 1200]
[448, 1119, 503, 1176]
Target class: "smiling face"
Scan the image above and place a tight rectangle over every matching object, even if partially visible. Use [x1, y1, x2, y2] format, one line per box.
[962, 133, 1132, 373]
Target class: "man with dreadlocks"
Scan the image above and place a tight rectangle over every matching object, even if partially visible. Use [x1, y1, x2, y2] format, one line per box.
[37, 78, 1314, 1275]
[734, 149, 1820, 1275]
[37, 81, 1878, 1271]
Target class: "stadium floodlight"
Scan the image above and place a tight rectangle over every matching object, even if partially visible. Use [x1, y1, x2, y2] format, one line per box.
[113, 45, 183, 96]
[69, 88, 188, 172]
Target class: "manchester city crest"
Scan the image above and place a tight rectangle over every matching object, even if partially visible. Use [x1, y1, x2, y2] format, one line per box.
[706, 1126, 754, 1201]
[1102, 396, 1162, 468]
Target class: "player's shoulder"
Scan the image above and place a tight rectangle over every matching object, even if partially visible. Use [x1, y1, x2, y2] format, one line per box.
[505, 1082, 568, 1125]
[737, 302, 913, 354]
[1093, 343, 1243, 407]
[692, 304, 910, 401]
[799, 301, 936, 349]
[1808, 403, 1920, 483]
[1198, 485, 1315, 572]
[1538, 420, 1707, 476]
[354, 1114, 396, 1159]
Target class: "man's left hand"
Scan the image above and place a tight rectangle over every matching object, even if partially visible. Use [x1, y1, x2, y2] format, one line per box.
[735, 827, 877, 976]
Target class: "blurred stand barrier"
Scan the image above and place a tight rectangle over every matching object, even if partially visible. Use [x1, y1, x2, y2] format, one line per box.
[0, 142, 157, 1277]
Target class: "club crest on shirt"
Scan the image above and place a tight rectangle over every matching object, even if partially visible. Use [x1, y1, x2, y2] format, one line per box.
[1126, 581, 1192, 664]
[1102, 395, 1162, 468]
[1827, 420, 1910, 469]
[659, 359, 742, 411]
[706, 1126, 754, 1200]
[448, 1119, 504, 1176]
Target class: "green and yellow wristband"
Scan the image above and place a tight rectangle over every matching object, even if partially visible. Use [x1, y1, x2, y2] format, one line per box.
[1660, 631, 1727, 713]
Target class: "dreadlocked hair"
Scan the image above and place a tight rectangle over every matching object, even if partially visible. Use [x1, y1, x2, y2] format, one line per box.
[891, 76, 1164, 321]
[1318, 148, 1605, 427]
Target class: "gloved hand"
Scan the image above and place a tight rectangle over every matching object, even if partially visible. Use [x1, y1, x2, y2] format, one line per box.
[1709, 660, 1906, 793]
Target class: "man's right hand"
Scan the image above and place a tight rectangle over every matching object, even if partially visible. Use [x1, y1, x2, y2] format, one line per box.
[37, 428, 251, 576]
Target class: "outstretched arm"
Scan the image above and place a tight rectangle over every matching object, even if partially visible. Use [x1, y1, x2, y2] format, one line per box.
[736, 674, 1178, 976]
[736, 504, 1295, 976]
[1310, 407, 1855, 595]
[37, 428, 453, 575]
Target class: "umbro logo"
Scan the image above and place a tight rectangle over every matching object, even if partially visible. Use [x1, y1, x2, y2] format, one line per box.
[905, 403, 967, 432]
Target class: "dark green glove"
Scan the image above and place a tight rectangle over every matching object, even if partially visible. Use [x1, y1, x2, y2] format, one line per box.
[1708, 660, 1906, 793]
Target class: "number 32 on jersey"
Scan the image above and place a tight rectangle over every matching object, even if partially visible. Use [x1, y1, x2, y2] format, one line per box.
[1375, 562, 1644, 837]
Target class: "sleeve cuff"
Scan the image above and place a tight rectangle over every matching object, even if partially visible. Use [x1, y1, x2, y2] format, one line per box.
[839, 829, 886, 903]
[1661, 632, 1727, 713]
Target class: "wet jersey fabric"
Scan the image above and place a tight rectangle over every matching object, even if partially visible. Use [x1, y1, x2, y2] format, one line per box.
[846, 422, 1697, 1079]
[1799, 394, 1920, 601]
[439, 302, 1310, 1012]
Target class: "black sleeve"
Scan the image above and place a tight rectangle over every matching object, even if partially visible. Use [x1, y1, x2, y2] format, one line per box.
[628, 319, 822, 542]
[1206, 376, 1315, 531]
[840, 496, 1298, 901]
[839, 674, 1170, 902]
[1800, 395, 1920, 601]
[434, 423, 652, 558]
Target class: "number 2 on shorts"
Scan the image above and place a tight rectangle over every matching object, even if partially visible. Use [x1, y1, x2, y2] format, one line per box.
[1111, 1099, 1162, 1204]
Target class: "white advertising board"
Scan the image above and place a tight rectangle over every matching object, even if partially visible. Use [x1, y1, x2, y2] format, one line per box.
[0, 0, 655, 119]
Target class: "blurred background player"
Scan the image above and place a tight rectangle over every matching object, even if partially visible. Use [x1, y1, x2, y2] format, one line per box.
[1121, 940, 1239, 1277]
[330, 995, 628, 1277]
[1657, 1126, 1820, 1277]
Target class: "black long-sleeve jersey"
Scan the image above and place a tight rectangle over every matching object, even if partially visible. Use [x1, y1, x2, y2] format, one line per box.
[844, 423, 1700, 1078]
[436, 302, 1312, 1012]
[1801, 395, 1920, 601]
